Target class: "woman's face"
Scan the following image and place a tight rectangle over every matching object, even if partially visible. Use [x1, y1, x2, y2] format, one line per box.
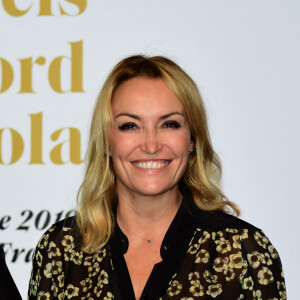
[109, 77, 193, 198]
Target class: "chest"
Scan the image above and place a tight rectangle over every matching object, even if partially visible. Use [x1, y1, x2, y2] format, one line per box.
[124, 240, 163, 299]
[55, 227, 264, 300]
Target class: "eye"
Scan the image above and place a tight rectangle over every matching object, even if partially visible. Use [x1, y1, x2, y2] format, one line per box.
[118, 122, 137, 131]
[162, 121, 181, 129]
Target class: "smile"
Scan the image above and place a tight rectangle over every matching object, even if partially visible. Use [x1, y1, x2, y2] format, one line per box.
[132, 160, 170, 169]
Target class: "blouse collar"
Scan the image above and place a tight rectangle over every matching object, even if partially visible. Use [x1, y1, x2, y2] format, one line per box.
[108, 183, 198, 300]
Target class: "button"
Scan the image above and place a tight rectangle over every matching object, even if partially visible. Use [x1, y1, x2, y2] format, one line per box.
[141, 292, 149, 299]
[161, 243, 170, 259]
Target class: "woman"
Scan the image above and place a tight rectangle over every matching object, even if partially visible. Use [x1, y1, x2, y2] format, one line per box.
[28, 55, 286, 299]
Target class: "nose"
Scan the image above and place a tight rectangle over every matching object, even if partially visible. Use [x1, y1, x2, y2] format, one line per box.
[141, 128, 162, 155]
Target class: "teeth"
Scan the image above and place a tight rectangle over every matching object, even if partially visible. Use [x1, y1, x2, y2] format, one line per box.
[133, 161, 169, 169]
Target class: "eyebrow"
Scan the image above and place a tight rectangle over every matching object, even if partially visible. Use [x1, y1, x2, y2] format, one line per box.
[114, 112, 185, 120]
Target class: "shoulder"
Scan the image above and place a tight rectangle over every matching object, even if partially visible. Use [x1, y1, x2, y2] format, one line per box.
[41, 216, 77, 237]
[35, 216, 80, 252]
[180, 183, 259, 231]
[180, 206, 286, 299]
[187, 205, 278, 249]
[188, 204, 260, 232]
[188, 205, 281, 258]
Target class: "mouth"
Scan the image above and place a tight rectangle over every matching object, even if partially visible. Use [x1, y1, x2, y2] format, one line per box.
[131, 160, 171, 169]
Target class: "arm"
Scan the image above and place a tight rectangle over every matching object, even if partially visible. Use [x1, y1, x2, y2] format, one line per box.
[28, 224, 63, 299]
[240, 229, 286, 299]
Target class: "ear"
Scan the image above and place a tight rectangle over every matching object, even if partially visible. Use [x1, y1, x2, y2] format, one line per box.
[189, 140, 194, 153]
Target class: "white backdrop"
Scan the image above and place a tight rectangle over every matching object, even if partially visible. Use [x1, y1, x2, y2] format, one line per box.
[0, 1, 299, 298]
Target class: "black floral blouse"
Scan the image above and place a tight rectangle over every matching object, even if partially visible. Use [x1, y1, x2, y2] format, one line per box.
[28, 189, 286, 300]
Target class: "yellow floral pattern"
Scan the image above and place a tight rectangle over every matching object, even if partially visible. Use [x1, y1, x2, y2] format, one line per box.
[163, 228, 286, 299]
[28, 219, 286, 299]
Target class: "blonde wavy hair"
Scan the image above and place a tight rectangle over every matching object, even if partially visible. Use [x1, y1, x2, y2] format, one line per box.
[77, 55, 239, 252]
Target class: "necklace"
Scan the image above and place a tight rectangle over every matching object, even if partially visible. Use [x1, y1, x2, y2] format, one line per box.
[118, 221, 165, 244]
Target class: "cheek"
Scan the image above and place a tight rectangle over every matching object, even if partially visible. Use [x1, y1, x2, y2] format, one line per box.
[166, 133, 192, 153]
[109, 133, 138, 157]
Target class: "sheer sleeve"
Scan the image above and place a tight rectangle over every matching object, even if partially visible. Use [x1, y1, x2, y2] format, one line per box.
[28, 223, 66, 299]
[161, 226, 286, 299]
[28, 218, 114, 299]
[240, 229, 286, 299]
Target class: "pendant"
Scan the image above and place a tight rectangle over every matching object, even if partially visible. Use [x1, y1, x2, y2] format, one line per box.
[147, 240, 151, 243]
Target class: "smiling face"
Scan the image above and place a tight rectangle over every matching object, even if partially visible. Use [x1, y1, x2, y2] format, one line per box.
[109, 77, 194, 198]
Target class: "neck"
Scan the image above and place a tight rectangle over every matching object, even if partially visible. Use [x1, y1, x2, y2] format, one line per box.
[116, 185, 182, 238]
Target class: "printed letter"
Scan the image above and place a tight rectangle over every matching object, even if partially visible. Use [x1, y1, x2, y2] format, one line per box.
[50, 127, 83, 164]
[48, 40, 84, 93]
[0, 58, 14, 93]
[59, 0, 87, 16]
[19, 57, 46, 93]
[38, 0, 53, 16]
[28, 112, 45, 164]
[2, 0, 32, 17]
[0, 128, 24, 165]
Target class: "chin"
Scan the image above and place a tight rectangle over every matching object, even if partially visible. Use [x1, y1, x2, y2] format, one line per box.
[133, 182, 176, 197]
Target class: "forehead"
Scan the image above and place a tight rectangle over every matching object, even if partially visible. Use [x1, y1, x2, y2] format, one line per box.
[111, 77, 184, 116]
